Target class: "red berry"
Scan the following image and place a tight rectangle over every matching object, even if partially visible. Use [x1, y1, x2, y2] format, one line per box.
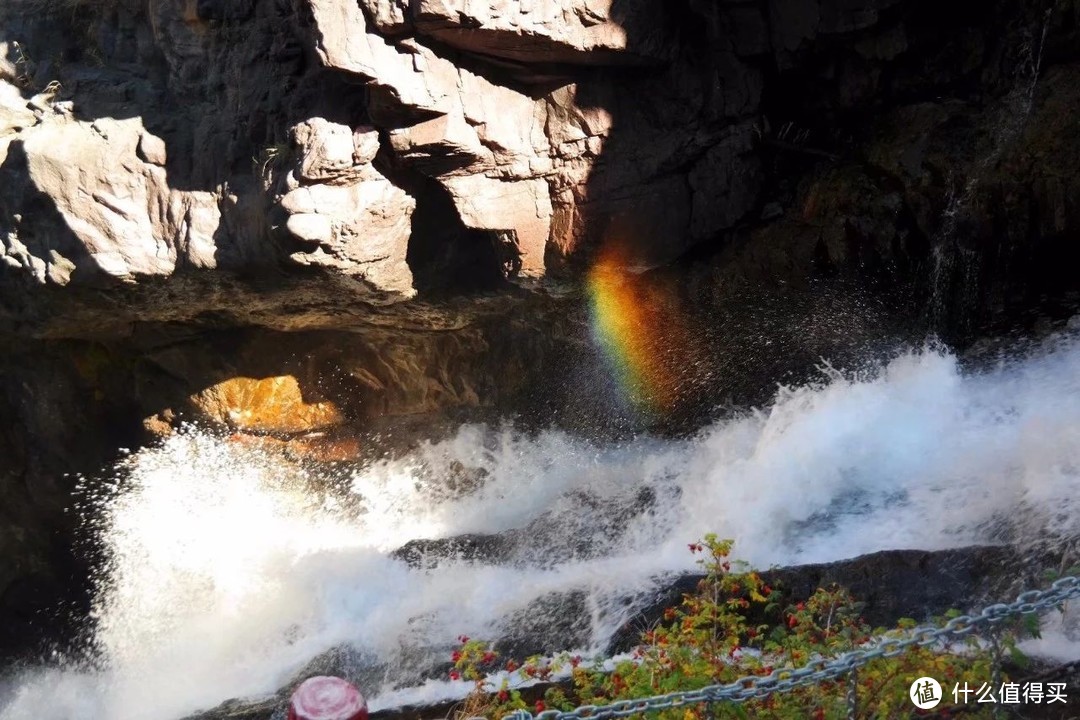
[449, 670, 461, 681]
[535, 701, 546, 713]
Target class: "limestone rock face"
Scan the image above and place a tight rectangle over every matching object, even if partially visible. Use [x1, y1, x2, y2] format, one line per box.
[688, 125, 762, 241]
[0, 0, 1073, 340]
[2, 0, 925, 322]
[283, 174, 416, 294]
[0, 106, 226, 284]
[410, 0, 671, 64]
[359, 0, 411, 35]
[190, 375, 345, 433]
[294, 118, 364, 183]
[0, 0, 1075, 329]
[281, 117, 417, 294]
[0, 82, 33, 135]
[304, 0, 562, 278]
[442, 175, 553, 276]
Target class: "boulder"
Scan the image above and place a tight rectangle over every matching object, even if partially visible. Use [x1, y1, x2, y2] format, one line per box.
[190, 375, 345, 434]
[274, 116, 417, 295]
[388, 111, 492, 176]
[410, 0, 671, 65]
[608, 546, 1034, 654]
[359, 0, 410, 35]
[0, 81, 34, 136]
[4, 115, 175, 282]
[137, 131, 168, 166]
[284, 176, 417, 295]
[286, 213, 334, 244]
[294, 118, 365, 184]
[442, 176, 553, 277]
[181, 545, 1044, 720]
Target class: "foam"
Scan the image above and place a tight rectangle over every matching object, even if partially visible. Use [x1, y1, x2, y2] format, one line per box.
[4, 337, 1080, 720]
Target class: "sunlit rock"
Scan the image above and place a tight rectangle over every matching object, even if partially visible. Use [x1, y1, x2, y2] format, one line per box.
[411, 0, 670, 65]
[191, 375, 345, 434]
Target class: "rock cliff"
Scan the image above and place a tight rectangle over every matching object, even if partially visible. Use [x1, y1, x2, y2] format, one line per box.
[1, 0, 1079, 663]
[2, 0, 1072, 331]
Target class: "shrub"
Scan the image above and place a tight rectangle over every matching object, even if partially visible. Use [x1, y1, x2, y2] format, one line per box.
[451, 536, 1018, 720]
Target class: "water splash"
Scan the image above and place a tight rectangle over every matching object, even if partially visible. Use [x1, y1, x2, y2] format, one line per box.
[4, 332, 1080, 720]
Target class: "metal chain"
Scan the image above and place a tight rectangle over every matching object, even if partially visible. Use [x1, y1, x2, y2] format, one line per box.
[988, 630, 1003, 720]
[486, 576, 1080, 720]
[845, 667, 857, 720]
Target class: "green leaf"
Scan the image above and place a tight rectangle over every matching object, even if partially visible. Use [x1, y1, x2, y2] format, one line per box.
[1024, 613, 1042, 639]
[1009, 645, 1031, 669]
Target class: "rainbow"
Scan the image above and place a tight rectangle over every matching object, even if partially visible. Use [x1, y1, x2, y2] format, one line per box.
[586, 244, 687, 417]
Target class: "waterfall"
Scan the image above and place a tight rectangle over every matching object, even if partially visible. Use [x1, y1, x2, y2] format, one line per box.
[4, 326, 1080, 720]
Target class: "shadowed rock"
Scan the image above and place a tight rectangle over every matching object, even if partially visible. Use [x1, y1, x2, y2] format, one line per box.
[182, 545, 1046, 720]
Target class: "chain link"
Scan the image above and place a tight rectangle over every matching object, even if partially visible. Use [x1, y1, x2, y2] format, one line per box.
[845, 667, 857, 720]
[487, 576, 1080, 720]
[988, 630, 1003, 720]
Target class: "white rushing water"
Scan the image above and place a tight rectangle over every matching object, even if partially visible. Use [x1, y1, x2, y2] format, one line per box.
[3, 334, 1080, 720]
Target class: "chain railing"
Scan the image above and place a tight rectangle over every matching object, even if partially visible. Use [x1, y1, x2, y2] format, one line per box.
[486, 576, 1080, 720]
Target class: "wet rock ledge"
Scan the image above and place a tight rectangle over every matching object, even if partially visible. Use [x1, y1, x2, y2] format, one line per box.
[185, 544, 1046, 720]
